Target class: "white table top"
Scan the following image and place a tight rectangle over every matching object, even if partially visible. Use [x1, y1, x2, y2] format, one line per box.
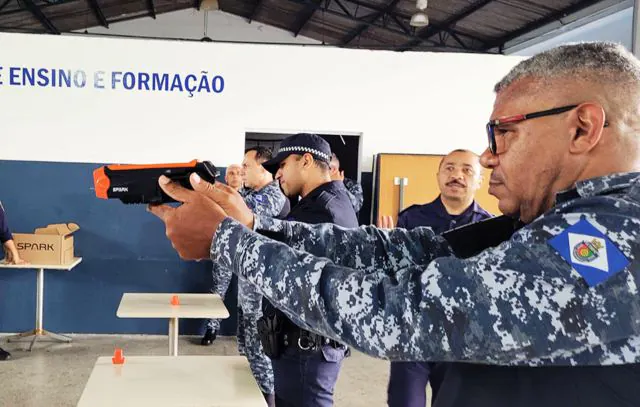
[117, 293, 230, 319]
[76, 355, 266, 407]
[0, 257, 82, 270]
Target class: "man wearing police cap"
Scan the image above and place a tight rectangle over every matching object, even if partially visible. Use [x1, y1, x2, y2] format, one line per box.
[256, 133, 357, 407]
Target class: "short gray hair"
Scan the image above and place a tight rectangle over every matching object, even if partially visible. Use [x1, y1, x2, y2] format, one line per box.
[494, 42, 640, 93]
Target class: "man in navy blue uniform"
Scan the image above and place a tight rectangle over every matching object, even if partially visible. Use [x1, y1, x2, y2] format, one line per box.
[379, 149, 492, 407]
[0, 202, 27, 361]
[392, 149, 492, 233]
[258, 133, 358, 407]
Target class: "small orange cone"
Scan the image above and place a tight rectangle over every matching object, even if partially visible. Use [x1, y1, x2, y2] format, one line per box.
[112, 348, 125, 364]
[170, 295, 180, 306]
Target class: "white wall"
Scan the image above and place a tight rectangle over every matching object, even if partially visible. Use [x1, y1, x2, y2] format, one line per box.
[509, 6, 633, 56]
[79, 8, 320, 45]
[0, 32, 523, 172]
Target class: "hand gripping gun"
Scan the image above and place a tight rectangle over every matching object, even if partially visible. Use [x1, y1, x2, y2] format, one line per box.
[93, 160, 220, 204]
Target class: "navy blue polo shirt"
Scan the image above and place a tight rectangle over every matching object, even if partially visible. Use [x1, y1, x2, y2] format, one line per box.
[0, 204, 13, 244]
[263, 180, 358, 335]
[285, 181, 358, 228]
[397, 196, 492, 233]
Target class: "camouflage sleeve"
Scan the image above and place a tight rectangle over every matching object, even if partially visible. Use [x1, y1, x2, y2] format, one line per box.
[253, 214, 450, 272]
[345, 180, 364, 213]
[213, 199, 640, 366]
[245, 186, 286, 218]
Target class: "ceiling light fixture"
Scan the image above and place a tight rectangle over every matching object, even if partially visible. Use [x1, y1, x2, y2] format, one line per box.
[410, 13, 429, 27]
[410, 0, 429, 27]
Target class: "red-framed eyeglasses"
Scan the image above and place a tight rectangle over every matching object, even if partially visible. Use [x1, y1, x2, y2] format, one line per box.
[485, 104, 608, 155]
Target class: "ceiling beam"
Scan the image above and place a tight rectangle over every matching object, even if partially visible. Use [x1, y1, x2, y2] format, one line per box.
[391, 13, 410, 35]
[341, 0, 400, 45]
[333, 0, 351, 16]
[483, 0, 605, 51]
[0, 0, 12, 12]
[147, 0, 156, 19]
[21, 0, 59, 34]
[400, 0, 493, 51]
[249, 0, 263, 22]
[343, 0, 488, 46]
[282, 0, 445, 47]
[87, 0, 109, 28]
[291, 0, 323, 37]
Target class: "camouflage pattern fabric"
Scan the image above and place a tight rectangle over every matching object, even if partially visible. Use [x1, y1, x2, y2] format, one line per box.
[343, 178, 363, 214]
[236, 180, 288, 394]
[211, 172, 640, 367]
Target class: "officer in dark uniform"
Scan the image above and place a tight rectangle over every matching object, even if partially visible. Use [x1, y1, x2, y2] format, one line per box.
[1, 201, 27, 361]
[258, 133, 358, 407]
[394, 151, 492, 233]
[380, 149, 493, 407]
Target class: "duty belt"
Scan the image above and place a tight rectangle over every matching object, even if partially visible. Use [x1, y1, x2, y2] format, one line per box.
[284, 328, 344, 351]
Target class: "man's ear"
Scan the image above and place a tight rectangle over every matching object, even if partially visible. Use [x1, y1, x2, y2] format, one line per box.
[570, 103, 606, 154]
[302, 153, 314, 168]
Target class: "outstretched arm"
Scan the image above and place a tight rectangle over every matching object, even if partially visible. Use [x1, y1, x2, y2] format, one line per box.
[213, 206, 640, 366]
[252, 214, 451, 274]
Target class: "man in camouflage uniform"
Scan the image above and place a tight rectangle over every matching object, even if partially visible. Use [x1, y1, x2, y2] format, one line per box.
[329, 153, 363, 215]
[151, 42, 640, 406]
[202, 164, 244, 346]
[237, 147, 288, 406]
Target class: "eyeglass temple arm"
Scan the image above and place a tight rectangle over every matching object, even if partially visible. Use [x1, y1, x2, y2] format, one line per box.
[527, 106, 610, 127]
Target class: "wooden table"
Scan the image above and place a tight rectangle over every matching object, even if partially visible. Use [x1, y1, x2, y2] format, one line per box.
[116, 293, 229, 356]
[76, 355, 266, 407]
[1, 257, 83, 351]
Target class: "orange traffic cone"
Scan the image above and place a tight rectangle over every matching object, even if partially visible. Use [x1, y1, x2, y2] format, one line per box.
[112, 348, 125, 364]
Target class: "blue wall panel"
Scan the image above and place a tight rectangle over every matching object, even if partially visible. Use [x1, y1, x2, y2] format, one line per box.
[0, 160, 237, 336]
[0, 159, 373, 336]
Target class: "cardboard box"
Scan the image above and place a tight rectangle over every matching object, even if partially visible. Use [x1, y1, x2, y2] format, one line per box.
[13, 223, 79, 265]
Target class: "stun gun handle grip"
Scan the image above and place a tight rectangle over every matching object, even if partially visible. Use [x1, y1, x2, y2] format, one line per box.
[93, 160, 220, 205]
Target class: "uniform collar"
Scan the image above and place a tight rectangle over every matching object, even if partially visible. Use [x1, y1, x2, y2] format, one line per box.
[263, 180, 280, 193]
[555, 172, 640, 204]
[469, 200, 488, 216]
[432, 195, 482, 218]
[249, 180, 278, 193]
[301, 180, 339, 202]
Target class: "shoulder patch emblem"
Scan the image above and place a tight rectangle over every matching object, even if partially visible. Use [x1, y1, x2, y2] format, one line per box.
[548, 217, 630, 287]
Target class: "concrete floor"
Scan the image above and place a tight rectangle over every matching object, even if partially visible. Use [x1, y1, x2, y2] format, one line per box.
[0, 334, 425, 407]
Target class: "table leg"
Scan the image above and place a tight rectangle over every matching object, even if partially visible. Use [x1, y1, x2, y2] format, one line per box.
[36, 266, 44, 334]
[6, 268, 72, 351]
[168, 317, 179, 356]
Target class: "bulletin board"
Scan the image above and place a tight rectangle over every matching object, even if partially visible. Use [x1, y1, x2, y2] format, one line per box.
[372, 153, 501, 224]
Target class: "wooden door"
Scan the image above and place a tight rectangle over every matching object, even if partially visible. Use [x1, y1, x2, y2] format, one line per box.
[373, 153, 500, 224]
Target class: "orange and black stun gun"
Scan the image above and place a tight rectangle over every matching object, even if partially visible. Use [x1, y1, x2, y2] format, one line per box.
[93, 160, 219, 204]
